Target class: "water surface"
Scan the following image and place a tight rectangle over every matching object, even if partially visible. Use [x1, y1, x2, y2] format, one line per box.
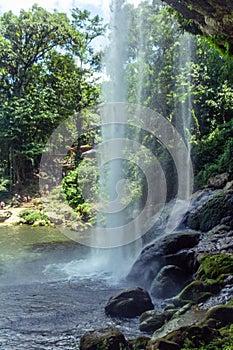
[0, 226, 140, 349]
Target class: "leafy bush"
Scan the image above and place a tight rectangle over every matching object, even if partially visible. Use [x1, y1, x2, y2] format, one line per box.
[19, 209, 50, 226]
[62, 158, 98, 221]
[192, 120, 233, 188]
[0, 176, 11, 200]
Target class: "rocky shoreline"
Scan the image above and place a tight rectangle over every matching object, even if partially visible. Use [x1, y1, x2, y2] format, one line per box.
[0, 198, 49, 226]
[79, 188, 233, 350]
[0, 187, 232, 349]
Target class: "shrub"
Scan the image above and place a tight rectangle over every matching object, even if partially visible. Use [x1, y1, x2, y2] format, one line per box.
[19, 209, 50, 226]
[62, 158, 98, 222]
[192, 120, 233, 188]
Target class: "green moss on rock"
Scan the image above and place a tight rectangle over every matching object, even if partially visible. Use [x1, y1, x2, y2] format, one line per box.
[201, 305, 233, 329]
[164, 325, 220, 348]
[173, 280, 213, 306]
[197, 254, 233, 282]
[171, 253, 233, 306]
[80, 327, 128, 350]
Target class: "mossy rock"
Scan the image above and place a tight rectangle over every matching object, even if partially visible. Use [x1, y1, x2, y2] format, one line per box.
[139, 310, 168, 333]
[128, 336, 150, 350]
[163, 325, 220, 347]
[172, 280, 212, 306]
[19, 209, 51, 226]
[197, 253, 233, 282]
[172, 253, 233, 307]
[146, 339, 180, 350]
[80, 327, 128, 350]
[202, 305, 233, 329]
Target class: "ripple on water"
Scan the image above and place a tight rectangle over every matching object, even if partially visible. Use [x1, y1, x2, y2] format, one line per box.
[0, 274, 141, 349]
[0, 227, 142, 349]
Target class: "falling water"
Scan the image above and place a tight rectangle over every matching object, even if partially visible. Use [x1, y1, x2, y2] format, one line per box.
[89, 0, 194, 277]
[90, 0, 143, 278]
[156, 30, 194, 232]
[176, 32, 194, 200]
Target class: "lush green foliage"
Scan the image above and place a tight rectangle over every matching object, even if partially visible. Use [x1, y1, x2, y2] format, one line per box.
[19, 209, 50, 226]
[0, 178, 9, 192]
[106, 1, 233, 189]
[192, 120, 233, 187]
[62, 158, 98, 222]
[0, 5, 105, 189]
[0, 0, 232, 202]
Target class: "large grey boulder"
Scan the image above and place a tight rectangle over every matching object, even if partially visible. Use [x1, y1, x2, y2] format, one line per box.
[150, 265, 189, 299]
[186, 191, 233, 232]
[127, 232, 200, 289]
[105, 287, 154, 318]
[139, 309, 167, 333]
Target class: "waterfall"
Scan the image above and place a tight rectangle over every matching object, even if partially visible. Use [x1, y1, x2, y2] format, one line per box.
[39, 0, 194, 281]
[89, 0, 194, 277]
[88, 0, 143, 279]
[178, 32, 194, 199]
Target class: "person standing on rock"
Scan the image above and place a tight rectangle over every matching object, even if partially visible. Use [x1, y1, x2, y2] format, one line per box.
[0, 201, 5, 209]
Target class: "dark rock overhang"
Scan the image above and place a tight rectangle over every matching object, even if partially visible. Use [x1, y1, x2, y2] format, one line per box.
[160, 0, 233, 56]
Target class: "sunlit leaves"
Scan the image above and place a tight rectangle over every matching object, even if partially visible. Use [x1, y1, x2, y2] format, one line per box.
[0, 5, 105, 184]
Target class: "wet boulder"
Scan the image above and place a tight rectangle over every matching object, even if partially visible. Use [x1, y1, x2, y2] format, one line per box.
[139, 310, 168, 333]
[127, 231, 200, 288]
[187, 191, 233, 232]
[80, 327, 127, 350]
[105, 287, 154, 318]
[202, 305, 233, 329]
[128, 336, 150, 349]
[165, 250, 195, 273]
[150, 265, 189, 299]
[146, 339, 180, 350]
[162, 325, 220, 348]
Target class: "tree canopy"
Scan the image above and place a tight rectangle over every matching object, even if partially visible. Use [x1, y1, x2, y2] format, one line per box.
[0, 5, 105, 189]
[104, 0, 233, 190]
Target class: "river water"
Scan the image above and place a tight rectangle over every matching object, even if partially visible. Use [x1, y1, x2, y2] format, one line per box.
[0, 226, 141, 349]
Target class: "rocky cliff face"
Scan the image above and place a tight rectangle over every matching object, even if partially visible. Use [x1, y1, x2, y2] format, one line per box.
[161, 0, 233, 55]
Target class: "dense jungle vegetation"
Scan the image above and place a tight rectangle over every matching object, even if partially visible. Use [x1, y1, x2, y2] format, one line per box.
[0, 0, 232, 208]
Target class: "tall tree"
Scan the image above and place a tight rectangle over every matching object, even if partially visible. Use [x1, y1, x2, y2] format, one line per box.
[0, 5, 105, 188]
